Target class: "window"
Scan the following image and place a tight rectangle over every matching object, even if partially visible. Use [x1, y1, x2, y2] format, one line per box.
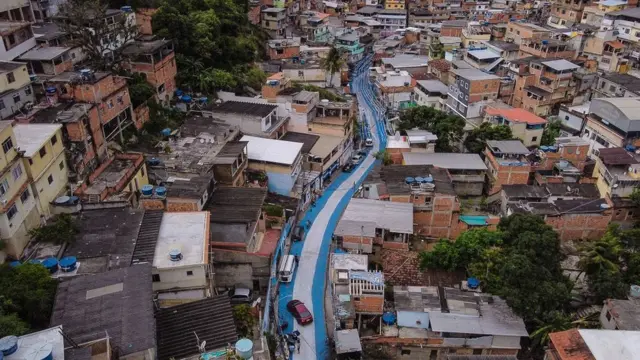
[59, 161, 64, 170]
[298, 70, 304, 77]
[7, 204, 17, 220]
[20, 188, 29, 203]
[12, 165, 21, 180]
[71, 52, 76, 59]
[12, 93, 20, 103]
[401, 349, 411, 355]
[483, 96, 488, 100]
[51, 134, 58, 146]
[517, 30, 520, 35]
[0, 179, 8, 195]
[473, 349, 483, 355]
[186, 270, 194, 276]
[2, 138, 13, 153]
[47, 174, 53, 185]
[157, 83, 165, 93]
[7, 34, 15, 45]
[609, 85, 617, 92]
[141, 166, 145, 177]
[24, 86, 31, 96]
[532, 136, 538, 142]
[152, 274, 160, 282]
[0, 99, 4, 110]
[626, 28, 631, 34]
[6, 72, 15, 84]
[561, 9, 566, 14]
[39, 147, 46, 158]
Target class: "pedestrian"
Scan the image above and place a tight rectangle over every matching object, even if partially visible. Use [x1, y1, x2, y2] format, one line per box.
[306, 220, 311, 229]
[294, 255, 299, 265]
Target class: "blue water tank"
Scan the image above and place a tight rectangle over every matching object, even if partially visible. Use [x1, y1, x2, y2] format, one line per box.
[9, 261, 21, 268]
[69, 196, 80, 204]
[382, 312, 396, 325]
[540, 145, 549, 152]
[542, 40, 549, 45]
[120, 5, 133, 12]
[147, 157, 161, 166]
[45, 87, 57, 94]
[169, 249, 182, 261]
[42, 257, 59, 273]
[36, 344, 53, 360]
[235, 338, 253, 359]
[548, 146, 557, 152]
[175, 89, 183, 97]
[626, 145, 636, 152]
[141, 185, 154, 196]
[405, 177, 415, 184]
[161, 128, 171, 136]
[181, 95, 192, 102]
[424, 175, 433, 183]
[199, 97, 208, 103]
[59, 256, 77, 272]
[0, 336, 18, 356]
[557, 160, 569, 168]
[155, 186, 167, 197]
[467, 277, 480, 289]
[414, 176, 424, 183]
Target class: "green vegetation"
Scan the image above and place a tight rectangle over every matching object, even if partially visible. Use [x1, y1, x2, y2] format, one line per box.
[263, 204, 284, 217]
[127, 73, 156, 108]
[152, 0, 268, 94]
[321, 46, 345, 88]
[0, 263, 58, 337]
[373, 150, 393, 165]
[541, 119, 563, 146]
[232, 304, 257, 338]
[291, 83, 346, 102]
[464, 123, 513, 153]
[28, 214, 79, 245]
[396, 106, 465, 152]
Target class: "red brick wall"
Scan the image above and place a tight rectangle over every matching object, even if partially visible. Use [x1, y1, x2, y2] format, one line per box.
[268, 46, 301, 60]
[545, 212, 612, 242]
[72, 75, 127, 103]
[486, 149, 531, 195]
[136, 8, 158, 35]
[166, 201, 199, 212]
[133, 103, 150, 129]
[441, 27, 462, 37]
[98, 86, 132, 124]
[353, 296, 384, 313]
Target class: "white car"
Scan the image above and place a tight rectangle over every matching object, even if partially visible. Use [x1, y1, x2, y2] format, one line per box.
[365, 138, 373, 147]
[351, 154, 363, 163]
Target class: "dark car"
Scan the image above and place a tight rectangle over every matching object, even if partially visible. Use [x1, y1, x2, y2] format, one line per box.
[342, 163, 355, 172]
[292, 225, 304, 242]
[287, 300, 313, 325]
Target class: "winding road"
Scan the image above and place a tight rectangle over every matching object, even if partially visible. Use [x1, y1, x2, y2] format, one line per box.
[277, 54, 388, 359]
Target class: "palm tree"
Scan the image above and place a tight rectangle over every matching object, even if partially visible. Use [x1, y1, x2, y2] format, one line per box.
[577, 235, 622, 276]
[321, 46, 345, 88]
[530, 311, 600, 346]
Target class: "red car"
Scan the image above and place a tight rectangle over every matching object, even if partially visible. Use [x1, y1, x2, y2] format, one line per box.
[287, 300, 313, 325]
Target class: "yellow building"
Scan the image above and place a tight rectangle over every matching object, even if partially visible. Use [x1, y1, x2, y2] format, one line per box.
[592, 147, 640, 199]
[0, 61, 35, 120]
[13, 124, 68, 219]
[385, 0, 405, 9]
[0, 121, 41, 257]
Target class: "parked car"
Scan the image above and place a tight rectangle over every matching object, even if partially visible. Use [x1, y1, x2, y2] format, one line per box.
[365, 138, 373, 147]
[351, 154, 363, 163]
[292, 225, 304, 242]
[229, 287, 254, 304]
[287, 300, 313, 325]
[342, 163, 355, 172]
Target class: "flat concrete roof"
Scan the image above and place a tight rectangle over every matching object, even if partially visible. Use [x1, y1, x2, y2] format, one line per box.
[335, 198, 413, 236]
[5, 326, 65, 360]
[19, 46, 69, 61]
[402, 152, 487, 170]
[310, 133, 343, 158]
[331, 253, 368, 271]
[579, 329, 640, 360]
[153, 212, 208, 269]
[241, 135, 303, 166]
[13, 124, 62, 157]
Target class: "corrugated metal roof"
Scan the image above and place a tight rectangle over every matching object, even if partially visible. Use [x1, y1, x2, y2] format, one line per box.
[335, 198, 413, 236]
[241, 135, 303, 165]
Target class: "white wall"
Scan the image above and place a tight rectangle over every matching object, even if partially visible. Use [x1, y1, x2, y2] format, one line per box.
[0, 36, 36, 62]
[152, 264, 207, 291]
[557, 108, 584, 132]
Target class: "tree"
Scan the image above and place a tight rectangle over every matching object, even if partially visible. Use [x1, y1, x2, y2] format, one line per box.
[321, 46, 345, 88]
[0, 263, 57, 329]
[28, 214, 79, 245]
[373, 150, 393, 165]
[396, 106, 465, 152]
[464, 123, 513, 153]
[541, 119, 563, 146]
[0, 309, 29, 338]
[420, 229, 502, 272]
[57, 0, 139, 70]
[232, 304, 257, 338]
[127, 73, 156, 108]
[529, 311, 599, 346]
[630, 187, 640, 208]
[577, 232, 622, 276]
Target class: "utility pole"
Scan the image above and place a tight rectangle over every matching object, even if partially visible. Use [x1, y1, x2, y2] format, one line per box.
[405, 0, 410, 28]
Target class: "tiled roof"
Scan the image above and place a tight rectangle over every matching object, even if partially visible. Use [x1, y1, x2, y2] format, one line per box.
[381, 249, 464, 287]
[548, 329, 595, 360]
[428, 59, 451, 72]
[485, 107, 547, 125]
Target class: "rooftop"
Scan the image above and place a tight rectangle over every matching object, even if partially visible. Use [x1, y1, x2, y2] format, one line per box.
[401, 152, 487, 170]
[366, 164, 456, 196]
[487, 140, 530, 155]
[32, 22, 65, 41]
[335, 198, 414, 237]
[609, 6, 640, 19]
[51, 264, 156, 355]
[467, 48, 501, 60]
[485, 40, 520, 52]
[280, 131, 320, 154]
[485, 106, 547, 125]
[452, 68, 500, 81]
[428, 58, 451, 72]
[393, 286, 442, 312]
[578, 329, 640, 360]
[81, 154, 144, 196]
[156, 296, 237, 360]
[64, 207, 145, 273]
[602, 73, 640, 93]
[596, 147, 639, 165]
[206, 101, 278, 117]
[153, 212, 208, 269]
[240, 135, 303, 166]
[335, 329, 362, 355]
[268, 37, 301, 48]
[206, 187, 267, 223]
[48, 71, 111, 84]
[5, 326, 65, 360]
[165, 175, 213, 199]
[13, 124, 62, 158]
[416, 79, 449, 94]
[602, 297, 640, 330]
[0, 61, 25, 73]
[310, 134, 344, 159]
[590, 97, 640, 126]
[131, 210, 164, 265]
[121, 39, 172, 56]
[381, 54, 430, 69]
[19, 46, 70, 61]
[502, 184, 550, 199]
[331, 253, 368, 271]
[548, 329, 594, 360]
[542, 59, 580, 72]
